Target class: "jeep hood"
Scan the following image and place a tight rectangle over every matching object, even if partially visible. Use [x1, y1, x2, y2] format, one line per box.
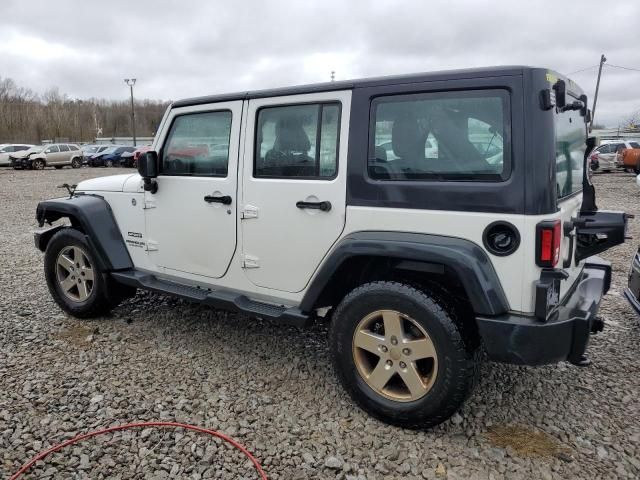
[76, 174, 141, 193]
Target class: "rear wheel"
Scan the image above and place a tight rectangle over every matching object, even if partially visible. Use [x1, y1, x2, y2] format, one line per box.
[330, 281, 480, 429]
[71, 157, 82, 169]
[105, 159, 113, 168]
[33, 159, 45, 170]
[44, 228, 134, 318]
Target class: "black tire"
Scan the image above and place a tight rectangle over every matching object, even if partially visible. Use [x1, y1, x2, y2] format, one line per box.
[105, 159, 113, 168]
[635, 163, 640, 175]
[44, 228, 132, 318]
[54, 166, 63, 169]
[329, 281, 480, 429]
[33, 159, 45, 170]
[71, 158, 82, 169]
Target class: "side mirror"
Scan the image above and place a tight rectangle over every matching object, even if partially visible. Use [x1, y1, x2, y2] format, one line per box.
[138, 151, 159, 193]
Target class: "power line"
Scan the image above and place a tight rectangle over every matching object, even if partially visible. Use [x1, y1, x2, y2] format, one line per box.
[568, 65, 599, 75]
[606, 63, 640, 73]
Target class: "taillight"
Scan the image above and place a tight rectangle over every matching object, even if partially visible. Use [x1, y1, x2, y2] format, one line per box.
[536, 220, 562, 268]
[590, 153, 598, 161]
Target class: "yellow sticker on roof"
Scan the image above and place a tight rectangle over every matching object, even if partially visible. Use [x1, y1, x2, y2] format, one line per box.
[546, 72, 558, 84]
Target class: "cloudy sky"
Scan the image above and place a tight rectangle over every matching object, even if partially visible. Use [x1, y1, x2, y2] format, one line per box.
[1, 0, 639, 127]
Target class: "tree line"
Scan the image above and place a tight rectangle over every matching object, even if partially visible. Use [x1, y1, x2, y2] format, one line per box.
[0, 76, 170, 144]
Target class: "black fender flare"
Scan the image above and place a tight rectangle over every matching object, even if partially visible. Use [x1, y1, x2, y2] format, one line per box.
[35, 194, 132, 271]
[300, 231, 510, 316]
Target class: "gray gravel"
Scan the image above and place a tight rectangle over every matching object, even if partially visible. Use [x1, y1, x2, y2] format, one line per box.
[1, 167, 639, 479]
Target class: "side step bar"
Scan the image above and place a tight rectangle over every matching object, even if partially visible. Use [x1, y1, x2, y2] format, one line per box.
[110, 270, 311, 328]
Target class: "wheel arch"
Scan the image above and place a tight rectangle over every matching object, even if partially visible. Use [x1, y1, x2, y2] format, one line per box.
[36, 194, 132, 271]
[300, 231, 509, 316]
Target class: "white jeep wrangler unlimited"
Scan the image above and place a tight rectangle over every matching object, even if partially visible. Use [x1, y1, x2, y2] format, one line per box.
[35, 67, 628, 428]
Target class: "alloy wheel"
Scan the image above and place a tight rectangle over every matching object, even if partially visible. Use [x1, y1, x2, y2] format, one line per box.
[55, 246, 95, 302]
[352, 310, 438, 402]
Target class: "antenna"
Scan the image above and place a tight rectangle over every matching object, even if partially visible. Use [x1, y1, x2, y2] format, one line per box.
[330, 71, 335, 82]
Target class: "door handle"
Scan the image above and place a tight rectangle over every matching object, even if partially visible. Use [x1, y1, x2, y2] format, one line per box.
[204, 195, 232, 205]
[296, 200, 332, 212]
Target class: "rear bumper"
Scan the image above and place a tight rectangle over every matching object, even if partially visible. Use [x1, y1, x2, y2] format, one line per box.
[476, 257, 610, 366]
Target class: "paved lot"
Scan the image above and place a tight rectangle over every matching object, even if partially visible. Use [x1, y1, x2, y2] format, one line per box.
[1, 167, 639, 479]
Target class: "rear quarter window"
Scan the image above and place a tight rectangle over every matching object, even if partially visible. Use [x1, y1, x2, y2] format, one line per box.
[368, 90, 510, 181]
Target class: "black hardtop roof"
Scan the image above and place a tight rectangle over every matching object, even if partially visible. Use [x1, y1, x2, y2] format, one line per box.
[172, 65, 539, 108]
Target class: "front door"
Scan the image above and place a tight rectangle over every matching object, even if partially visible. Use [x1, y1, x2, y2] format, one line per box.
[241, 91, 351, 293]
[144, 101, 242, 279]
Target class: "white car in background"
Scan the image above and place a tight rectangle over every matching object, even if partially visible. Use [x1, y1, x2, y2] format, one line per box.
[0, 144, 34, 166]
[590, 141, 640, 172]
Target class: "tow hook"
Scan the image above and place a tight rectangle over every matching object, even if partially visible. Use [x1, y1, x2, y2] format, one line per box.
[591, 316, 605, 334]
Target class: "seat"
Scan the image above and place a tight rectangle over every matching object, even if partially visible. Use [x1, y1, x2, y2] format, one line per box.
[263, 119, 314, 176]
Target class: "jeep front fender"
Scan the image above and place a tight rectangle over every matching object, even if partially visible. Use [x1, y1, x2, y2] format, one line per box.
[301, 231, 509, 316]
[35, 194, 132, 271]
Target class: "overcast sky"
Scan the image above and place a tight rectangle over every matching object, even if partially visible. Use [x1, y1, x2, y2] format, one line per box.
[1, 0, 638, 127]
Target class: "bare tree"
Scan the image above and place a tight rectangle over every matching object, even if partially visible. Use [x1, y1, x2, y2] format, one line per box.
[0, 76, 169, 144]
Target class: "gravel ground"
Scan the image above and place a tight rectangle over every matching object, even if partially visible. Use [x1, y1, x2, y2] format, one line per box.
[1, 167, 639, 479]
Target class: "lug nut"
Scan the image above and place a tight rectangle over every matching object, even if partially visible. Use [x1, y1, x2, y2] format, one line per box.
[402, 348, 411, 355]
[399, 361, 407, 369]
[386, 360, 393, 367]
[380, 345, 388, 353]
[390, 337, 398, 345]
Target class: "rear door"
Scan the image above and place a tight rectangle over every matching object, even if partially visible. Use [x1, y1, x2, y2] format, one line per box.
[241, 91, 351, 293]
[144, 101, 242, 279]
[57, 144, 70, 164]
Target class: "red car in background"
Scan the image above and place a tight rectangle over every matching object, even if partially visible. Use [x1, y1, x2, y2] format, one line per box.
[122, 145, 152, 168]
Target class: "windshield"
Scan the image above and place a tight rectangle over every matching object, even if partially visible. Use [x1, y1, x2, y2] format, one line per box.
[630, 142, 640, 149]
[102, 147, 118, 154]
[555, 103, 585, 199]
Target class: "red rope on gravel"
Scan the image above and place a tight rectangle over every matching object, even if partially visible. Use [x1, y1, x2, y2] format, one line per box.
[9, 421, 268, 480]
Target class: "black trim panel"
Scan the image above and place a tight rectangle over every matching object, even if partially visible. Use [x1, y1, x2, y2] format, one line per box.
[35, 195, 133, 271]
[110, 270, 310, 327]
[300, 231, 509, 316]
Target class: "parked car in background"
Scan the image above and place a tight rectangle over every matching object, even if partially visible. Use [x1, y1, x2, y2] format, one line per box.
[590, 141, 639, 172]
[122, 145, 152, 168]
[88, 146, 122, 167]
[81, 145, 110, 164]
[90, 146, 135, 167]
[0, 144, 34, 166]
[617, 142, 640, 173]
[16, 143, 83, 170]
[10, 145, 46, 169]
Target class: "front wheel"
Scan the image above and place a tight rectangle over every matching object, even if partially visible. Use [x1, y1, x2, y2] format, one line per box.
[105, 159, 113, 168]
[330, 281, 479, 429]
[44, 228, 134, 318]
[32, 159, 45, 170]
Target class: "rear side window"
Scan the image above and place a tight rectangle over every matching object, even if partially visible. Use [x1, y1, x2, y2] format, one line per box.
[555, 104, 585, 199]
[59, 145, 69, 152]
[161, 110, 232, 177]
[369, 90, 510, 181]
[69, 145, 79, 151]
[255, 103, 340, 179]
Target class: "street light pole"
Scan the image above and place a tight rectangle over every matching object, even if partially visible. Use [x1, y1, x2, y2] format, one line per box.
[124, 78, 137, 146]
[589, 54, 606, 133]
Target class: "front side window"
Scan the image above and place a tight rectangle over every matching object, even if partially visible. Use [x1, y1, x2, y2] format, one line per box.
[555, 102, 585, 199]
[255, 103, 340, 178]
[161, 110, 232, 176]
[45, 145, 59, 153]
[369, 90, 509, 181]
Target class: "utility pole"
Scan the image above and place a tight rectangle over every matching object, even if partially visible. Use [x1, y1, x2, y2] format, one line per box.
[124, 78, 137, 146]
[590, 54, 606, 133]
